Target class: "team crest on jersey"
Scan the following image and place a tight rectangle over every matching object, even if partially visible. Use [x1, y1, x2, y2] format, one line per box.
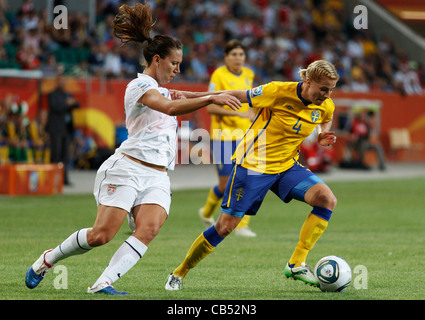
[235, 188, 244, 201]
[311, 109, 320, 122]
[250, 86, 263, 98]
[107, 184, 117, 195]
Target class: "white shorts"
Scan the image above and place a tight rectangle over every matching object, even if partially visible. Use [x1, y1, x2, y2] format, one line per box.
[93, 153, 171, 214]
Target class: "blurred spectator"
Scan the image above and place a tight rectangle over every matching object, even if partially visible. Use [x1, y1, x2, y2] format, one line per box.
[341, 109, 386, 170]
[4, 100, 30, 162]
[16, 43, 41, 70]
[46, 74, 79, 185]
[350, 73, 369, 93]
[394, 63, 423, 95]
[40, 53, 59, 77]
[103, 44, 122, 78]
[69, 60, 90, 78]
[28, 109, 49, 163]
[88, 43, 106, 76]
[70, 129, 96, 169]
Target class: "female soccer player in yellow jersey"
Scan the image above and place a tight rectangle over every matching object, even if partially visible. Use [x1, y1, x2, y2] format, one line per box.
[166, 60, 339, 290]
[198, 39, 257, 237]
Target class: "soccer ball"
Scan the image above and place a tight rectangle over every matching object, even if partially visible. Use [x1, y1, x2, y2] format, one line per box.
[314, 255, 351, 292]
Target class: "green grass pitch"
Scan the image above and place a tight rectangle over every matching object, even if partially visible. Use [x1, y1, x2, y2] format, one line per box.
[1, 177, 424, 301]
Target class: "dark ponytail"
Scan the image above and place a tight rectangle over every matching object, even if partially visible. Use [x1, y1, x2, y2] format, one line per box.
[113, 3, 182, 66]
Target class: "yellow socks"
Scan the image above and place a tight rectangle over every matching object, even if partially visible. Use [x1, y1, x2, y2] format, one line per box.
[236, 215, 251, 229]
[289, 207, 332, 267]
[201, 186, 251, 230]
[173, 226, 223, 278]
[201, 186, 223, 219]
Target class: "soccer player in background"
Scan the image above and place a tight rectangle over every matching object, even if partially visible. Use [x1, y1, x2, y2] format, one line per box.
[25, 3, 241, 295]
[165, 60, 339, 290]
[198, 39, 257, 237]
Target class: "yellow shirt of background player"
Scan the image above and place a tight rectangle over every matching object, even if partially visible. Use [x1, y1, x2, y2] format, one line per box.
[233, 81, 335, 174]
[209, 65, 254, 141]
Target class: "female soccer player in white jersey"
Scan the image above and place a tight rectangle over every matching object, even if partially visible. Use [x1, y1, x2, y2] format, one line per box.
[25, 3, 241, 295]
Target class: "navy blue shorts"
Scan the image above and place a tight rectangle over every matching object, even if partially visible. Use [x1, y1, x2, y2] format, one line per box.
[211, 140, 238, 177]
[221, 162, 325, 217]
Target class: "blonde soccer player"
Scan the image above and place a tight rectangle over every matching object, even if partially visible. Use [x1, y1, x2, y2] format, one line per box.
[198, 39, 257, 237]
[166, 60, 339, 290]
[25, 3, 241, 295]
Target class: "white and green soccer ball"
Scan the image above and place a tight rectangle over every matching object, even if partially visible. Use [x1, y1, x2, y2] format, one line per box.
[314, 255, 351, 292]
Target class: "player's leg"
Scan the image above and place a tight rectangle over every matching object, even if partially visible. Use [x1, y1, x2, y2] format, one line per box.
[89, 204, 167, 294]
[165, 211, 242, 290]
[199, 139, 234, 227]
[166, 165, 270, 290]
[288, 182, 336, 268]
[284, 177, 336, 287]
[199, 178, 226, 227]
[90, 170, 171, 295]
[25, 204, 126, 290]
[271, 164, 336, 286]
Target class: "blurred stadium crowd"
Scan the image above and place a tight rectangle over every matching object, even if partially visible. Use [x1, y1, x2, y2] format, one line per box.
[0, 0, 424, 93]
[0, 0, 424, 169]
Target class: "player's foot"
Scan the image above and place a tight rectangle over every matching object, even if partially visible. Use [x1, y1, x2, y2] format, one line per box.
[235, 226, 257, 237]
[25, 249, 54, 289]
[284, 262, 319, 287]
[87, 282, 129, 295]
[198, 207, 215, 228]
[165, 273, 183, 291]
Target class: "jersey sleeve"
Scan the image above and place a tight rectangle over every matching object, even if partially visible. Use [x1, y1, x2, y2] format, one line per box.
[129, 79, 157, 104]
[322, 99, 336, 123]
[246, 82, 278, 109]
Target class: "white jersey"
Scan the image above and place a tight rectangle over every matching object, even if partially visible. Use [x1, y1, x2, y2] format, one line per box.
[116, 73, 178, 170]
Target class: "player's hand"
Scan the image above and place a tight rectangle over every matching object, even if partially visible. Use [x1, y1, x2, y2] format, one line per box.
[211, 93, 242, 110]
[318, 131, 337, 147]
[170, 90, 186, 100]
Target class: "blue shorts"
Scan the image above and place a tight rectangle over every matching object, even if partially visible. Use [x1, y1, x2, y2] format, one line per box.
[211, 140, 238, 177]
[221, 162, 325, 217]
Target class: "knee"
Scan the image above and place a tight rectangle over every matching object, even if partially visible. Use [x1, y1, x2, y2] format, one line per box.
[134, 224, 161, 245]
[216, 225, 233, 238]
[215, 220, 237, 238]
[87, 228, 113, 247]
[315, 190, 337, 211]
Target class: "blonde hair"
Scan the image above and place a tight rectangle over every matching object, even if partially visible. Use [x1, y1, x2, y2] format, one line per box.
[298, 60, 339, 82]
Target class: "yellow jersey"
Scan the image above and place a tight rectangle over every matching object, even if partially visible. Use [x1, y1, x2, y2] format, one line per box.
[233, 81, 335, 174]
[208, 65, 254, 141]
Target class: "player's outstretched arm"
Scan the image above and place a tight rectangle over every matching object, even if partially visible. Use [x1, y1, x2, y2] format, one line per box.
[172, 89, 248, 103]
[140, 89, 242, 116]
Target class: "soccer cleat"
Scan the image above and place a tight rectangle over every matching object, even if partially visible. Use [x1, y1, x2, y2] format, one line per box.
[284, 262, 319, 287]
[87, 282, 129, 295]
[235, 226, 257, 237]
[165, 273, 183, 291]
[25, 250, 54, 289]
[198, 207, 215, 229]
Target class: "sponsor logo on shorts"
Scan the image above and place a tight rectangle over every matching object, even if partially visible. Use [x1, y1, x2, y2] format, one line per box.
[107, 184, 117, 195]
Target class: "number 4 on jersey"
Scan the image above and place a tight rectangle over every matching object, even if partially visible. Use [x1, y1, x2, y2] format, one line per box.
[292, 118, 302, 134]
